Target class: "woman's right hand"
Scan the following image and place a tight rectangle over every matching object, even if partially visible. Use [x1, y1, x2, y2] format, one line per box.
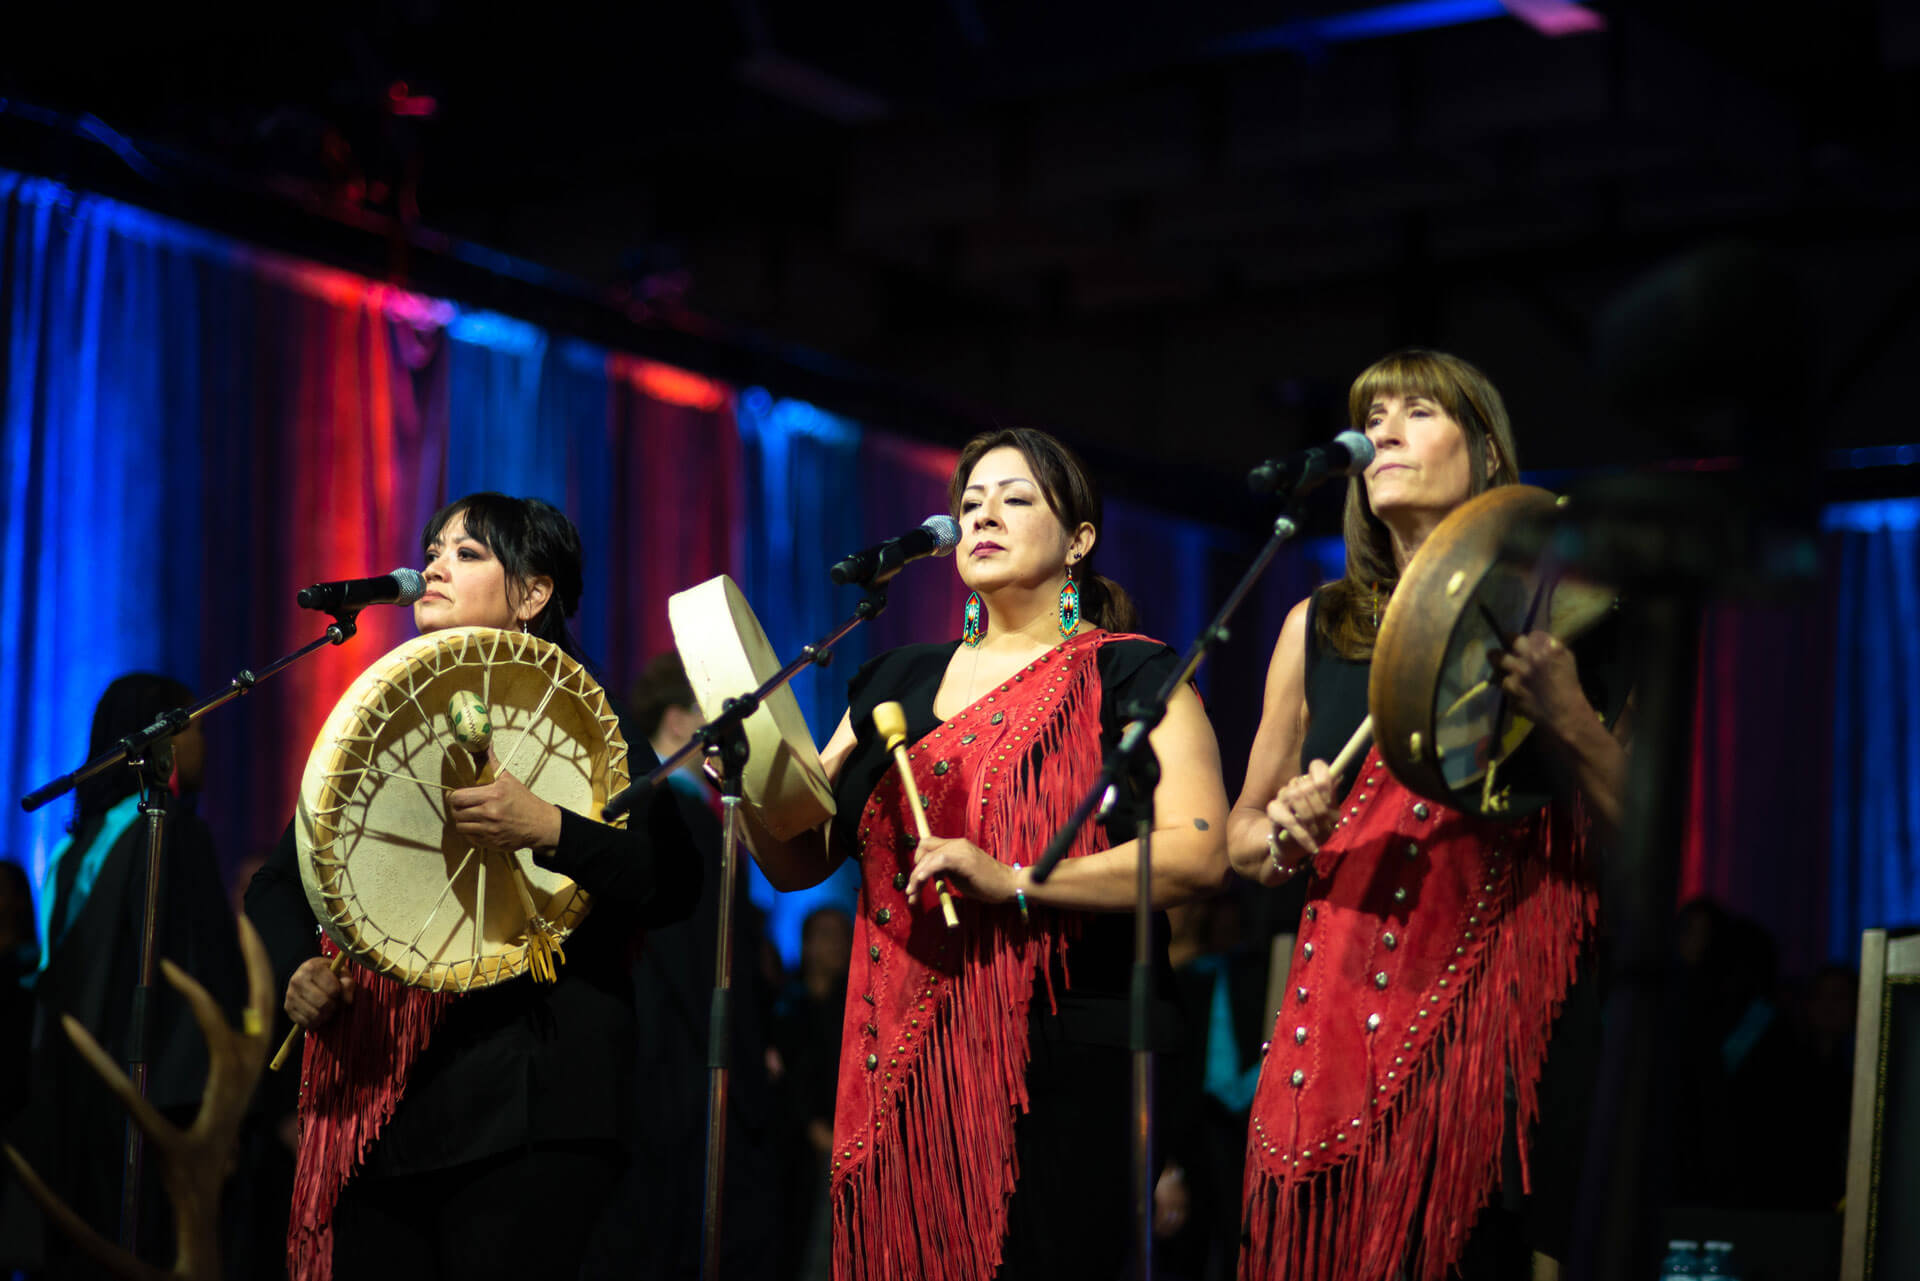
[1267, 759, 1340, 856]
[284, 954, 354, 1029]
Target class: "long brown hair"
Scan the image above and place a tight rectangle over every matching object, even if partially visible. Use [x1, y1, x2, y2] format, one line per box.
[947, 427, 1139, 634]
[1319, 349, 1521, 660]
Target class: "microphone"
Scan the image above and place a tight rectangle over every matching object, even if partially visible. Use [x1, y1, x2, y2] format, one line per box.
[1247, 430, 1376, 497]
[830, 515, 962, 586]
[297, 568, 428, 612]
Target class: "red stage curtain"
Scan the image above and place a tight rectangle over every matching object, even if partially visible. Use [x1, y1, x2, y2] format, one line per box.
[603, 355, 741, 707]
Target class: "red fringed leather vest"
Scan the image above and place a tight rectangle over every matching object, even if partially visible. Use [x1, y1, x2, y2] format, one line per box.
[287, 935, 452, 1281]
[1239, 747, 1594, 1281]
[830, 629, 1129, 1281]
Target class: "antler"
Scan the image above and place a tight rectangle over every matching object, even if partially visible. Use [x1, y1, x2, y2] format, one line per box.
[3, 914, 275, 1281]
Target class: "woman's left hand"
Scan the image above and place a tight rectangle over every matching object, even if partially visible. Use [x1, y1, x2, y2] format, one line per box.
[1497, 631, 1592, 742]
[904, 835, 1018, 907]
[448, 757, 564, 852]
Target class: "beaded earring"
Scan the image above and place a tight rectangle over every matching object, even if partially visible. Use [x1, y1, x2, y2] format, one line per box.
[1057, 565, 1081, 638]
[962, 590, 986, 647]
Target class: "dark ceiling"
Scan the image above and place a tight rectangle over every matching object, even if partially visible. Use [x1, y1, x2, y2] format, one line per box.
[6, 0, 1919, 503]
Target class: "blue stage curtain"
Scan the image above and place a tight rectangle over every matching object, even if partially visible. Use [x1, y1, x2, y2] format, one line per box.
[445, 316, 617, 668]
[1826, 498, 1920, 958]
[1, 173, 214, 885]
[733, 389, 869, 962]
[735, 388, 868, 741]
[0, 169, 452, 899]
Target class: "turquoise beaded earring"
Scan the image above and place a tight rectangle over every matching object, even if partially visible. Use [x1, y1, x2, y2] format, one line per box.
[962, 590, 986, 647]
[1057, 563, 1081, 638]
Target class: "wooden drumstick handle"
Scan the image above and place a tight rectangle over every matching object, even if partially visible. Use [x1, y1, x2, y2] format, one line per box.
[1329, 714, 1373, 780]
[447, 692, 564, 979]
[269, 950, 348, 1072]
[872, 702, 959, 929]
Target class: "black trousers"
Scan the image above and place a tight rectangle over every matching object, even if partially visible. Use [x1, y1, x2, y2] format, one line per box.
[996, 1027, 1136, 1281]
[331, 1141, 625, 1280]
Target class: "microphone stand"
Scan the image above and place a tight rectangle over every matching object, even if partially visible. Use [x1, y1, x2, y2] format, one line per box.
[604, 578, 895, 1281]
[20, 609, 366, 1255]
[1031, 503, 1307, 1281]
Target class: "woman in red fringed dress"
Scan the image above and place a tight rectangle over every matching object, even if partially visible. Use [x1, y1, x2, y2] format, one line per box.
[742, 428, 1232, 1281]
[1226, 352, 1632, 1281]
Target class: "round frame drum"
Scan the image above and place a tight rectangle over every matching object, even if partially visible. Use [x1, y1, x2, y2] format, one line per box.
[668, 575, 836, 841]
[296, 627, 628, 991]
[1370, 485, 1623, 817]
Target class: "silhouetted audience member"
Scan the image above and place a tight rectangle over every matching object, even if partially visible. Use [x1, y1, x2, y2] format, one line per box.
[0, 859, 35, 1127]
[1670, 897, 1804, 1209]
[1159, 893, 1268, 1281]
[769, 905, 852, 1281]
[0, 857, 38, 1273]
[1795, 963, 1859, 1210]
[583, 653, 782, 1279]
[5, 674, 242, 1276]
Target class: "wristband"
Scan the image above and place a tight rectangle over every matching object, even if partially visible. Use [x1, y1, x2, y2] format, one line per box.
[1010, 863, 1030, 923]
[1267, 827, 1305, 879]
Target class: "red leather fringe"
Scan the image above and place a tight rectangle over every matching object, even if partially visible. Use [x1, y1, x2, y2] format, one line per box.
[1241, 803, 1594, 1281]
[286, 937, 453, 1281]
[832, 634, 1112, 1281]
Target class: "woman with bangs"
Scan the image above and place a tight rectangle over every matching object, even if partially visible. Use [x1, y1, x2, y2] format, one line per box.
[1228, 352, 1630, 1281]
[741, 428, 1231, 1281]
[245, 492, 701, 1281]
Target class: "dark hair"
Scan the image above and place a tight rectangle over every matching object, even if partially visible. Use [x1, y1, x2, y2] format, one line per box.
[0, 858, 35, 950]
[1319, 349, 1522, 660]
[800, 904, 853, 941]
[947, 428, 1138, 634]
[73, 672, 194, 829]
[422, 492, 587, 662]
[628, 652, 696, 742]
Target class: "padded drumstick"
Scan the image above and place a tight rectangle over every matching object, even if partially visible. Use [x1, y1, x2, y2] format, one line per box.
[268, 951, 348, 1072]
[447, 691, 565, 981]
[872, 702, 959, 929]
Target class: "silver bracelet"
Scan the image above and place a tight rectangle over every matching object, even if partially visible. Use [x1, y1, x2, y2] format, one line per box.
[1267, 827, 1304, 879]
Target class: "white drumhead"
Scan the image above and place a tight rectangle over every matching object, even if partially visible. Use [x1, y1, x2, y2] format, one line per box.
[668, 575, 836, 841]
[295, 627, 627, 991]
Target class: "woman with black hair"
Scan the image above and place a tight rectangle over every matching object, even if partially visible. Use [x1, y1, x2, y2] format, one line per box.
[10, 672, 241, 1275]
[741, 430, 1231, 1281]
[245, 492, 702, 1281]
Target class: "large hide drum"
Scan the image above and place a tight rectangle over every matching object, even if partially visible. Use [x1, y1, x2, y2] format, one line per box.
[1370, 485, 1625, 817]
[295, 627, 628, 991]
[668, 575, 835, 841]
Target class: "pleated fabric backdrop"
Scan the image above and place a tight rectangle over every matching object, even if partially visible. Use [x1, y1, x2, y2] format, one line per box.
[3, 166, 1915, 969]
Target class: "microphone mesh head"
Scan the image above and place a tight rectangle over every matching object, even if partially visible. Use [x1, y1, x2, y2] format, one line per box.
[1334, 430, 1375, 472]
[922, 515, 961, 553]
[390, 567, 428, 604]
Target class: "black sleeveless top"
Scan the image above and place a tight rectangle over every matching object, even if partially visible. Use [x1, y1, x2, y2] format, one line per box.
[1300, 590, 1371, 802]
